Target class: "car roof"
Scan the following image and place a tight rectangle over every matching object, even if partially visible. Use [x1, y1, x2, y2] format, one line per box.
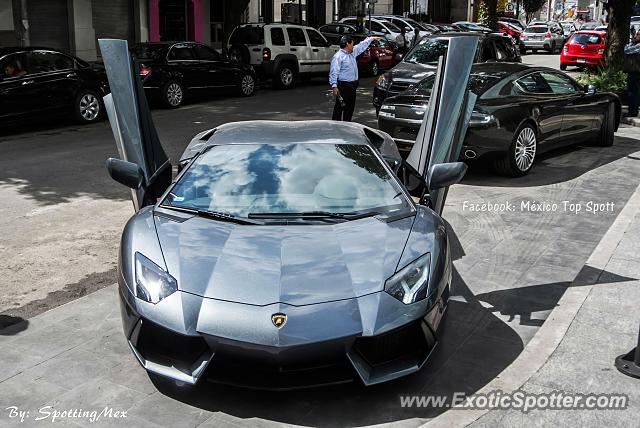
[426, 31, 493, 39]
[572, 30, 606, 35]
[0, 46, 68, 56]
[208, 120, 378, 146]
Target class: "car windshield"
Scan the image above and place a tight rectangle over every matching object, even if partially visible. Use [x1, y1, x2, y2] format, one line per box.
[412, 71, 506, 96]
[571, 34, 602, 44]
[130, 44, 167, 60]
[163, 143, 410, 218]
[526, 26, 549, 33]
[229, 26, 265, 45]
[404, 38, 450, 64]
[380, 20, 402, 32]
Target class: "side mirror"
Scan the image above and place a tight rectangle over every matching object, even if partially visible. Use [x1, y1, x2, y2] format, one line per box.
[584, 84, 596, 95]
[106, 158, 144, 189]
[427, 162, 467, 190]
[395, 53, 403, 62]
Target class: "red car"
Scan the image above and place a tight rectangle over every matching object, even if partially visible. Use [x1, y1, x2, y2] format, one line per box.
[498, 21, 525, 53]
[560, 30, 606, 70]
[354, 35, 398, 76]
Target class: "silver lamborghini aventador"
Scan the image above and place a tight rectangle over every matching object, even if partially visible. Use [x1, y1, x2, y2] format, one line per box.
[99, 35, 478, 389]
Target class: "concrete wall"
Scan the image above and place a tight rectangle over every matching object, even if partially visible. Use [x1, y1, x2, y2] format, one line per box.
[451, 0, 469, 21]
[0, 0, 15, 45]
[70, 0, 97, 60]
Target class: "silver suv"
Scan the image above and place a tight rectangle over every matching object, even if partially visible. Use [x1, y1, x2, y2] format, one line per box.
[520, 22, 565, 53]
[228, 23, 338, 89]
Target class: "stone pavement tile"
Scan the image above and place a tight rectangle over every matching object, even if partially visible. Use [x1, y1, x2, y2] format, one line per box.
[198, 412, 297, 428]
[0, 347, 47, 383]
[19, 348, 115, 391]
[458, 263, 522, 295]
[3, 323, 87, 362]
[601, 256, 640, 278]
[582, 281, 640, 319]
[77, 325, 130, 368]
[528, 313, 640, 401]
[534, 239, 596, 270]
[126, 392, 212, 428]
[477, 305, 546, 347]
[446, 333, 524, 373]
[0, 372, 67, 412]
[470, 382, 638, 428]
[104, 361, 158, 396]
[516, 263, 578, 288]
[0, 415, 80, 428]
[44, 378, 147, 420]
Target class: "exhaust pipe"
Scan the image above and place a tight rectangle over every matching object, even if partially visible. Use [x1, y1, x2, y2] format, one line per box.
[464, 149, 477, 159]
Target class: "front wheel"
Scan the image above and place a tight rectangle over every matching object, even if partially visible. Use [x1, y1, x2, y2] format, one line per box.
[560, 63, 567, 71]
[239, 73, 255, 97]
[162, 80, 184, 108]
[74, 90, 102, 124]
[597, 102, 615, 147]
[494, 124, 537, 177]
[370, 60, 379, 76]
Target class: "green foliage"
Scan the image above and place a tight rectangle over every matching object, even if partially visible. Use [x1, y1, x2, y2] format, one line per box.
[477, 0, 490, 26]
[522, 0, 546, 22]
[576, 68, 628, 94]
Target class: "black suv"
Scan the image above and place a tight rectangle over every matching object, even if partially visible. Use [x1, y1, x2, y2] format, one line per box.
[0, 47, 108, 125]
[373, 32, 521, 112]
[131, 42, 256, 108]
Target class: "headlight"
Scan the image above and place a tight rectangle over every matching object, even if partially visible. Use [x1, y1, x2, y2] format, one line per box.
[469, 111, 498, 127]
[376, 74, 390, 89]
[384, 254, 430, 304]
[135, 252, 178, 304]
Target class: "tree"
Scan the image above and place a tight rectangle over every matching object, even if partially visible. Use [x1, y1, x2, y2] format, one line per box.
[522, 0, 546, 24]
[606, 0, 636, 70]
[478, 0, 499, 30]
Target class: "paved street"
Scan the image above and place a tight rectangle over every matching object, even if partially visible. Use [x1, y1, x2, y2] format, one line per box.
[1, 53, 639, 427]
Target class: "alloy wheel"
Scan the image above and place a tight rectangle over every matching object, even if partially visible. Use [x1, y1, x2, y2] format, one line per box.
[166, 83, 183, 107]
[79, 93, 99, 121]
[371, 61, 379, 75]
[514, 127, 537, 171]
[241, 74, 254, 95]
[281, 68, 293, 86]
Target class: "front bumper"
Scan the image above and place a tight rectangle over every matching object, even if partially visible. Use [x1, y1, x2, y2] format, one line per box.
[118, 277, 448, 389]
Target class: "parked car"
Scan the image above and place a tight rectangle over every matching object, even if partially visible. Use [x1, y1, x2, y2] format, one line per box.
[227, 23, 337, 89]
[560, 21, 578, 37]
[432, 23, 461, 32]
[594, 25, 608, 33]
[498, 21, 525, 52]
[453, 21, 492, 32]
[560, 30, 606, 70]
[0, 47, 108, 125]
[339, 17, 411, 46]
[580, 22, 600, 30]
[373, 32, 521, 112]
[100, 37, 474, 390]
[352, 34, 398, 76]
[318, 23, 378, 45]
[520, 22, 565, 53]
[377, 63, 620, 176]
[130, 42, 256, 108]
[498, 16, 525, 31]
[375, 15, 434, 39]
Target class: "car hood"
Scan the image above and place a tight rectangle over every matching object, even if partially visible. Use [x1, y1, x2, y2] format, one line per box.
[154, 214, 415, 306]
[387, 61, 437, 84]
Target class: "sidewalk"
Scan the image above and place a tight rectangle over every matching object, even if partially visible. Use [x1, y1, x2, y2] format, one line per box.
[428, 182, 640, 427]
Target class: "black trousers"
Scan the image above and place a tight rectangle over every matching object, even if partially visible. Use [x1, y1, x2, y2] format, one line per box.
[332, 80, 358, 122]
[628, 72, 640, 117]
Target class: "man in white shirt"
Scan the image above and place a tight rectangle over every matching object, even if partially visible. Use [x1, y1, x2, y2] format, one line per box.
[329, 35, 379, 121]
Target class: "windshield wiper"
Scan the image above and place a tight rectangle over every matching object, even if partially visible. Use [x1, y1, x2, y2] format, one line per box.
[159, 205, 263, 225]
[247, 210, 381, 221]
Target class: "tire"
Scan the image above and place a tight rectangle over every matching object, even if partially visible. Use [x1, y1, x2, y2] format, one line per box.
[560, 63, 567, 71]
[370, 60, 379, 76]
[161, 80, 184, 108]
[273, 63, 296, 89]
[494, 123, 538, 177]
[239, 73, 255, 97]
[532, 49, 537, 53]
[549, 42, 556, 54]
[228, 44, 250, 64]
[597, 102, 615, 147]
[74, 90, 102, 124]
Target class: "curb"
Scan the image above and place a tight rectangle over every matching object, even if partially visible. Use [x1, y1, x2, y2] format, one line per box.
[621, 117, 640, 127]
[422, 182, 640, 428]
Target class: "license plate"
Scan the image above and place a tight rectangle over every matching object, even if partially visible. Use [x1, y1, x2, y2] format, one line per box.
[577, 58, 586, 63]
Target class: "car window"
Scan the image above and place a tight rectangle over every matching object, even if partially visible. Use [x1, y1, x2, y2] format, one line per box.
[27, 51, 74, 73]
[271, 27, 285, 46]
[370, 21, 384, 32]
[1, 53, 30, 78]
[404, 38, 449, 64]
[414, 71, 506, 96]
[381, 21, 402, 32]
[287, 28, 308, 46]
[540, 72, 580, 94]
[526, 26, 549, 33]
[377, 38, 389, 48]
[168, 45, 196, 60]
[514, 72, 552, 94]
[194, 45, 220, 61]
[342, 25, 355, 34]
[493, 39, 510, 61]
[306, 29, 327, 47]
[164, 143, 410, 218]
[571, 33, 602, 44]
[229, 26, 265, 45]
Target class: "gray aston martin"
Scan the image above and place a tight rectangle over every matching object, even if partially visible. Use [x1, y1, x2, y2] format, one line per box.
[99, 35, 478, 389]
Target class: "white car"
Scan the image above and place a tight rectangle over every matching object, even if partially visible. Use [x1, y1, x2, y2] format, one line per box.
[376, 15, 432, 40]
[339, 17, 411, 46]
[228, 23, 338, 89]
